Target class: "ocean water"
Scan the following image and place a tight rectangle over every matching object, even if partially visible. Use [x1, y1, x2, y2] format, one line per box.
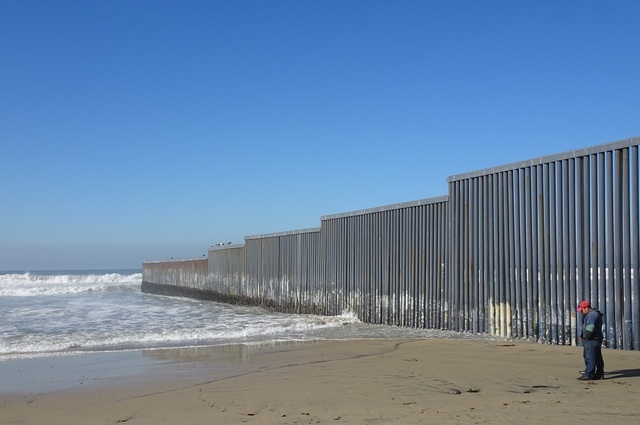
[0, 270, 492, 361]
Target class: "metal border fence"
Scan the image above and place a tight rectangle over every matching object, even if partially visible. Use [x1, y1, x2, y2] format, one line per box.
[320, 197, 449, 328]
[244, 228, 323, 313]
[448, 137, 639, 349]
[142, 136, 640, 350]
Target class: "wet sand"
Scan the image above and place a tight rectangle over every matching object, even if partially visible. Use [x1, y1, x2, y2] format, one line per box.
[2, 338, 640, 424]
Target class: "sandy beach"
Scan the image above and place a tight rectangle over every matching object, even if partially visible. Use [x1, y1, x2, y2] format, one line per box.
[2, 338, 640, 424]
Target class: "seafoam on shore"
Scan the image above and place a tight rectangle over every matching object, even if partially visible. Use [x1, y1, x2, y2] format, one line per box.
[1, 270, 496, 361]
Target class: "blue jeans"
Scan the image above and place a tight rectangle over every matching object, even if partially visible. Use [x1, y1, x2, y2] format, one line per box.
[583, 339, 604, 377]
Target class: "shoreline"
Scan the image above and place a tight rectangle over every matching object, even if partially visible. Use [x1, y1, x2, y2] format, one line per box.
[0, 340, 325, 394]
[2, 338, 640, 424]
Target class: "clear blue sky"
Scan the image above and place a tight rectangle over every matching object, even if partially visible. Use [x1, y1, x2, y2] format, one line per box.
[1, 1, 639, 271]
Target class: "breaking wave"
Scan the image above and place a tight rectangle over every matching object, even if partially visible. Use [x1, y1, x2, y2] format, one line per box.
[0, 272, 142, 296]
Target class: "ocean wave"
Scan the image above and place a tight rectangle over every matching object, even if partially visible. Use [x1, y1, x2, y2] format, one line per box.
[0, 272, 142, 296]
[0, 310, 362, 358]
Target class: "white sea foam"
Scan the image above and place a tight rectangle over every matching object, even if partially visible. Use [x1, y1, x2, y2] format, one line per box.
[0, 307, 363, 358]
[0, 271, 492, 361]
[0, 272, 142, 296]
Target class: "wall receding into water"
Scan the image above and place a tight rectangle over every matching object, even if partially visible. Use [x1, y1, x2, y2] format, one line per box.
[141, 258, 208, 299]
[142, 136, 640, 351]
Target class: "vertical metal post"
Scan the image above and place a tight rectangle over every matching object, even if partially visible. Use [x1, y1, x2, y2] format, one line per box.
[632, 146, 640, 350]
[549, 162, 558, 344]
[622, 148, 632, 349]
[606, 151, 615, 348]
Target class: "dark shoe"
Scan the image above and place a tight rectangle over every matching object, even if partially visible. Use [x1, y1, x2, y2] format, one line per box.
[595, 371, 605, 380]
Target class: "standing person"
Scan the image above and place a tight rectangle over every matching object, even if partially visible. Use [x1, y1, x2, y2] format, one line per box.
[576, 300, 605, 380]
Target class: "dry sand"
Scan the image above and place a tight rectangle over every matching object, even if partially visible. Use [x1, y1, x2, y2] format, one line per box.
[2, 338, 640, 424]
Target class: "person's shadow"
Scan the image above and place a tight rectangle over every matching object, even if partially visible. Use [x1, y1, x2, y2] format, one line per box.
[605, 369, 640, 379]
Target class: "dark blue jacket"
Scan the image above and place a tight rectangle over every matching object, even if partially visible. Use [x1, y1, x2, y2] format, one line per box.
[582, 309, 604, 340]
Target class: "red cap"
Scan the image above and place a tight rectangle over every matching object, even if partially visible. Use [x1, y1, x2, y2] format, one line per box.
[576, 300, 591, 311]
